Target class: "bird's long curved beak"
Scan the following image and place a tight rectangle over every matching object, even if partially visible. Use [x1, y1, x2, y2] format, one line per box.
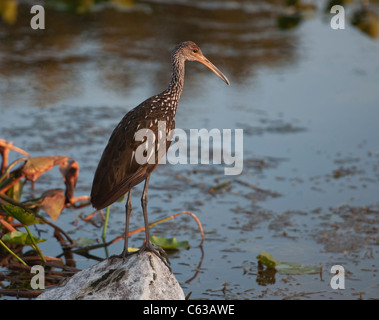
[196, 55, 230, 86]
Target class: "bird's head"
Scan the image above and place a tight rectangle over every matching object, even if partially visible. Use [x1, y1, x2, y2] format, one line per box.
[172, 41, 230, 85]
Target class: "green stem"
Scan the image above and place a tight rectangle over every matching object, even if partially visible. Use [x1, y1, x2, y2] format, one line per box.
[25, 225, 46, 266]
[102, 206, 110, 241]
[101, 206, 111, 258]
[0, 239, 27, 266]
[0, 158, 28, 185]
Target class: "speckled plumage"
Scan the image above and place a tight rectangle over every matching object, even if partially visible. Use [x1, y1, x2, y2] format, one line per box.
[90, 41, 229, 261]
[91, 44, 187, 210]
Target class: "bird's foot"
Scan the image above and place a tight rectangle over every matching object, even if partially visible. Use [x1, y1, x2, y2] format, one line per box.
[117, 248, 138, 261]
[139, 241, 172, 272]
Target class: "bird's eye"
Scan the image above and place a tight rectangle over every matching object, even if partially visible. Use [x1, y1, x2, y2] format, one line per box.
[193, 49, 198, 53]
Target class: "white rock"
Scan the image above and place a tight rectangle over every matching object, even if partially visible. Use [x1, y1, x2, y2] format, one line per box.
[36, 252, 184, 300]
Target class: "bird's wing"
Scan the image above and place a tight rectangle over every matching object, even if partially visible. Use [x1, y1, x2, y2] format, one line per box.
[90, 103, 168, 209]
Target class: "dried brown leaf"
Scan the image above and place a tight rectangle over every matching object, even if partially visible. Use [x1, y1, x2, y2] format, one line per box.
[39, 189, 66, 221]
[58, 158, 79, 204]
[22, 156, 68, 181]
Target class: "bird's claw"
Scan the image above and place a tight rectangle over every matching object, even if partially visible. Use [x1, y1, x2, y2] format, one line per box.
[139, 241, 172, 272]
[118, 248, 138, 261]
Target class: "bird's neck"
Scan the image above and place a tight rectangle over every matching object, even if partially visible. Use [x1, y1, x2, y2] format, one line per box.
[167, 57, 185, 102]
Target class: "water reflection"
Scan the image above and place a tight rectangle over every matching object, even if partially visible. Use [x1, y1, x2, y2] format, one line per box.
[2, 1, 376, 108]
[0, 0, 300, 108]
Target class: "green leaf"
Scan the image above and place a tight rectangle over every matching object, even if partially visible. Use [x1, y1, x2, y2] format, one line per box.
[2, 204, 41, 225]
[256, 250, 277, 268]
[151, 236, 189, 251]
[1, 231, 46, 245]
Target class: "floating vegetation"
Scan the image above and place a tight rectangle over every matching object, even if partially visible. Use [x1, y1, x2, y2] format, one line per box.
[257, 250, 321, 275]
[0, 140, 204, 298]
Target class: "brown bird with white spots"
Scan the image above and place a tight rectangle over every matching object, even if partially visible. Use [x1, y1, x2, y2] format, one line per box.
[91, 41, 229, 267]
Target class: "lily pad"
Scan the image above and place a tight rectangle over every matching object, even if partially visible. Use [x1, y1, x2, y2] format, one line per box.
[275, 261, 321, 275]
[151, 236, 189, 251]
[257, 250, 320, 274]
[74, 237, 97, 248]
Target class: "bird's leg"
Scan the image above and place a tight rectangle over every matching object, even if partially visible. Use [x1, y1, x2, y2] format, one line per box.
[120, 189, 133, 259]
[139, 175, 171, 269]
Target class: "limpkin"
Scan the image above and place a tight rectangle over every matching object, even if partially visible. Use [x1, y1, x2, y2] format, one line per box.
[91, 41, 229, 266]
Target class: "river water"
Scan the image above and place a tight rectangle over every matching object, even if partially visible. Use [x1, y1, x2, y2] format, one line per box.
[1, 0, 379, 299]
